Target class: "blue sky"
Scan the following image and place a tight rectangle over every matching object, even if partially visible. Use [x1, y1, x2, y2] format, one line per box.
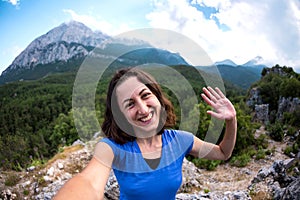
[1, 0, 300, 74]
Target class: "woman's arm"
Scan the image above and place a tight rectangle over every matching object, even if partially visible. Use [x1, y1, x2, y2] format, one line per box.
[53, 142, 113, 200]
[189, 87, 237, 160]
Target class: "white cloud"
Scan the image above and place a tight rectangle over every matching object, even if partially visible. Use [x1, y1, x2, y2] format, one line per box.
[146, 0, 300, 71]
[194, 0, 231, 10]
[214, 0, 300, 68]
[63, 9, 132, 36]
[2, 0, 20, 6]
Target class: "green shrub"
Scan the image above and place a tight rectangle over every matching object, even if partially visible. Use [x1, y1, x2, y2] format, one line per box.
[256, 134, 269, 149]
[204, 188, 210, 193]
[191, 158, 222, 171]
[229, 153, 251, 167]
[255, 148, 266, 160]
[267, 122, 284, 141]
[247, 148, 257, 157]
[23, 190, 30, 196]
[284, 146, 293, 156]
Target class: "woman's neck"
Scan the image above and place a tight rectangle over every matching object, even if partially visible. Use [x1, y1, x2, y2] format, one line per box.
[136, 135, 162, 159]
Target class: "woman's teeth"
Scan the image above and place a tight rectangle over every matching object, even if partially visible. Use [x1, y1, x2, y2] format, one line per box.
[140, 113, 153, 122]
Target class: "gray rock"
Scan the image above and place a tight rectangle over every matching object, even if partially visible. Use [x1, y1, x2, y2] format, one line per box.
[277, 97, 300, 120]
[281, 177, 300, 199]
[254, 104, 269, 124]
[251, 158, 300, 199]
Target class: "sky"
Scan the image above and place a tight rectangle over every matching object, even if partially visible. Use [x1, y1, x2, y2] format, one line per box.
[1, 0, 300, 74]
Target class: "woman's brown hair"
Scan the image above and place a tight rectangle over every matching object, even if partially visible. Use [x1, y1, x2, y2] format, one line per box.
[101, 67, 176, 144]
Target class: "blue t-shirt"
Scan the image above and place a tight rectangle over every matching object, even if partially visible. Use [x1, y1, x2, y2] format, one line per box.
[101, 129, 194, 200]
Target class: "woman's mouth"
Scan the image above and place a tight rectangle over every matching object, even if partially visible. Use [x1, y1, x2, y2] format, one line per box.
[139, 112, 153, 122]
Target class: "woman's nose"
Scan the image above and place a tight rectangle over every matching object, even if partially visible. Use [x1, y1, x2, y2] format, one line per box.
[136, 100, 148, 114]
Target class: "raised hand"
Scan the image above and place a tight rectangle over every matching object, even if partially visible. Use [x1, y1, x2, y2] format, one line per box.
[201, 86, 236, 121]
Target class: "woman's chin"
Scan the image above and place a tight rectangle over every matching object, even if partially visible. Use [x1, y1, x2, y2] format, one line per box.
[133, 123, 160, 138]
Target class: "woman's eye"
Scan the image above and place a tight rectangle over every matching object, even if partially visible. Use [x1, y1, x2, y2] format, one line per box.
[126, 101, 134, 108]
[142, 92, 151, 98]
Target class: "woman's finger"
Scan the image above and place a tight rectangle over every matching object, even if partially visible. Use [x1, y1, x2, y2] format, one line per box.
[207, 110, 223, 120]
[201, 93, 214, 106]
[202, 87, 217, 103]
[207, 86, 221, 100]
[215, 87, 225, 98]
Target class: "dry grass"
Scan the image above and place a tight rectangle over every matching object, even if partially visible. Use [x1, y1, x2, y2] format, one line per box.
[250, 190, 272, 200]
[46, 144, 84, 167]
[64, 159, 86, 174]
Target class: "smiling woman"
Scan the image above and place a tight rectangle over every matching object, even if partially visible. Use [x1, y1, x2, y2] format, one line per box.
[53, 67, 237, 200]
[104, 68, 175, 143]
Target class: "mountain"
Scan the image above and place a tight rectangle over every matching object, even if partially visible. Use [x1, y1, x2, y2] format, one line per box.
[201, 57, 269, 90]
[0, 21, 190, 84]
[0, 21, 108, 84]
[2, 21, 108, 74]
[241, 56, 268, 75]
[242, 56, 265, 66]
[214, 59, 237, 66]
[215, 65, 261, 89]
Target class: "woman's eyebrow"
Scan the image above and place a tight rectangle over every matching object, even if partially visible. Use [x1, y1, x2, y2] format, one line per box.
[138, 88, 147, 95]
[122, 88, 148, 106]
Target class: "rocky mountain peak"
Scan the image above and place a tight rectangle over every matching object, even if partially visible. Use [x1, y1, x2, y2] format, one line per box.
[241, 56, 273, 69]
[32, 21, 92, 46]
[1, 21, 109, 77]
[242, 56, 264, 66]
[43, 20, 109, 46]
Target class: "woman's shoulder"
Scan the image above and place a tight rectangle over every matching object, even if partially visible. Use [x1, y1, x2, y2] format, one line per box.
[164, 129, 194, 138]
[163, 129, 194, 144]
[162, 129, 194, 156]
[100, 137, 137, 153]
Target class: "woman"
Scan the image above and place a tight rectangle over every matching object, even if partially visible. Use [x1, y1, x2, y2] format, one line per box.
[54, 67, 237, 200]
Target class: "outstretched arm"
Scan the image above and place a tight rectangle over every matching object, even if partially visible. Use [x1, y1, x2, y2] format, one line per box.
[53, 142, 113, 200]
[190, 86, 237, 160]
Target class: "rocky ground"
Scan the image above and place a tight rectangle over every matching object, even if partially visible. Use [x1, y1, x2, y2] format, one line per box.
[0, 127, 299, 200]
[197, 126, 290, 198]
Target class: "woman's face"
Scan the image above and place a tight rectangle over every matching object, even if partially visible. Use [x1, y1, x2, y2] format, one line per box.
[115, 77, 162, 137]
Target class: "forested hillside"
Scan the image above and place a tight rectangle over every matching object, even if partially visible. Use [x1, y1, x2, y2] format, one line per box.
[0, 72, 75, 169]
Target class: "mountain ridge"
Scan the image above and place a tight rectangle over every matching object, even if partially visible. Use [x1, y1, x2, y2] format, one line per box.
[2, 21, 109, 75]
[214, 56, 270, 68]
[0, 21, 192, 84]
[0, 20, 269, 89]
[214, 59, 237, 66]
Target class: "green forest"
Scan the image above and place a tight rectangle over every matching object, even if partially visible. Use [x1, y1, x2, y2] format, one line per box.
[0, 65, 299, 171]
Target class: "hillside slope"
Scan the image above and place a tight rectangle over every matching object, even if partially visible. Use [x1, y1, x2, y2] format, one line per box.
[1, 126, 298, 200]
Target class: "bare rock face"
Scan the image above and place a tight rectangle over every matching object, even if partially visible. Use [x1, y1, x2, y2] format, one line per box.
[247, 88, 300, 124]
[250, 158, 300, 200]
[254, 104, 269, 124]
[2, 21, 109, 76]
[277, 97, 300, 120]
[246, 87, 269, 124]
[246, 87, 263, 108]
[282, 177, 300, 199]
